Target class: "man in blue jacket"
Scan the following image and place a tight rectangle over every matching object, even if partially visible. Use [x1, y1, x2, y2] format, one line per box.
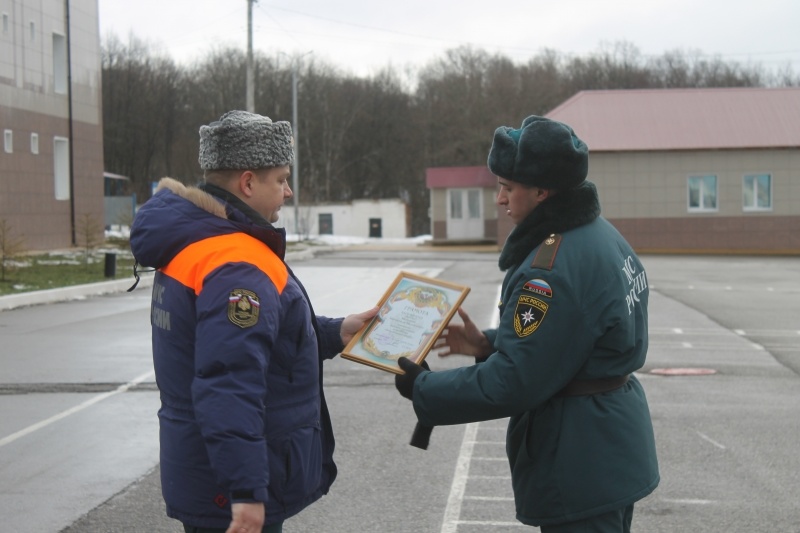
[395, 115, 659, 532]
[131, 110, 376, 533]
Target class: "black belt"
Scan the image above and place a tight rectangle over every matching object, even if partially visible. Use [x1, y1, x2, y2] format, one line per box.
[555, 374, 630, 398]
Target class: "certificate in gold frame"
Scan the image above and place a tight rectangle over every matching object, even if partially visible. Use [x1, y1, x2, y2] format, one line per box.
[341, 271, 470, 374]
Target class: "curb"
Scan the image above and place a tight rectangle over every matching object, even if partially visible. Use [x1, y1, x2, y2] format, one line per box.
[0, 249, 322, 312]
[0, 275, 155, 312]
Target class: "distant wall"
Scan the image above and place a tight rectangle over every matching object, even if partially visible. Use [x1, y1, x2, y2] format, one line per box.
[279, 199, 409, 238]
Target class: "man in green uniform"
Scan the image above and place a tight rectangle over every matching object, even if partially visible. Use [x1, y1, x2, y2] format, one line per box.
[395, 115, 659, 532]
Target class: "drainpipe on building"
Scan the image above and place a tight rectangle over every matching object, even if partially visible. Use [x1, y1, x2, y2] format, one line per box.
[65, 0, 76, 245]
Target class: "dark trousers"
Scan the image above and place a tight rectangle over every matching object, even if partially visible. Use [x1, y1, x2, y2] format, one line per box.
[183, 522, 283, 533]
[540, 504, 634, 533]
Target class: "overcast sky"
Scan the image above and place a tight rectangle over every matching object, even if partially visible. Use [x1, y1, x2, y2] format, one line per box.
[98, 0, 800, 77]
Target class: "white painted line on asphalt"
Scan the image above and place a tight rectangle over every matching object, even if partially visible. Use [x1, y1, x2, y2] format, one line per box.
[440, 422, 479, 533]
[439, 283, 507, 533]
[696, 431, 727, 450]
[0, 370, 155, 448]
[682, 342, 693, 348]
[734, 329, 746, 335]
[477, 425, 506, 432]
[663, 498, 715, 505]
[673, 328, 684, 334]
[650, 341, 763, 351]
[650, 327, 757, 335]
[454, 520, 525, 527]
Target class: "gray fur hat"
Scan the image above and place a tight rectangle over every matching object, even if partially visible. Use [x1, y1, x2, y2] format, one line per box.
[487, 115, 588, 190]
[198, 110, 294, 170]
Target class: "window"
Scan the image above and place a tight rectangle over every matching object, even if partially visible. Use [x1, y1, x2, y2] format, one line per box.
[4, 129, 12, 153]
[449, 188, 483, 219]
[53, 33, 68, 94]
[53, 137, 70, 200]
[449, 189, 463, 219]
[743, 174, 772, 211]
[688, 175, 717, 211]
[467, 189, 481, 219]
[31, 133, 39, 154]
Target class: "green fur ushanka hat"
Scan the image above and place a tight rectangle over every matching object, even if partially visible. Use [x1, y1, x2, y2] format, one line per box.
[487, 115, 588, 190]
[199, 110, 294, 170]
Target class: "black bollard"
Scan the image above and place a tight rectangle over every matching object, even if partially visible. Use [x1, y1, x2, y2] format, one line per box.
[104, 252, 117, 278]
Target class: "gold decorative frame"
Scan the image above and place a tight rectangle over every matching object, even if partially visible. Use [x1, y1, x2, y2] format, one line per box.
[341, 271, 470, 374]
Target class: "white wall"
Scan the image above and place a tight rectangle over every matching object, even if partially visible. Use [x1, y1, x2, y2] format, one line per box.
[278, 199, 408, 238]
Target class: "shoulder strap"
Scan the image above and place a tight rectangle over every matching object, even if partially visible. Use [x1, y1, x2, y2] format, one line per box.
[530, 233, 562, 270]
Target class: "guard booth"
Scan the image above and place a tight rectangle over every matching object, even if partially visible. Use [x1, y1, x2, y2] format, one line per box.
[426, 166, 498, 245]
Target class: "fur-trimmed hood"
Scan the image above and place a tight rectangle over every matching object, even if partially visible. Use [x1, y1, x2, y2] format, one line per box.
[130, 177, 286, 270]
[155, 177, 228, 218]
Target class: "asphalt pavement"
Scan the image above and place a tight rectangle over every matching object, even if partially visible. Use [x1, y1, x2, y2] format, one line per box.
[1, 248, 798, 533]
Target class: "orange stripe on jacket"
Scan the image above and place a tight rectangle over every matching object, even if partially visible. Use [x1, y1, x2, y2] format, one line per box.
[161, 233, 288, 295]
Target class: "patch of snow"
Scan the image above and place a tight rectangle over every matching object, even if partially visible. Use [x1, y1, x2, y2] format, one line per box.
[287, 234, 433, 246]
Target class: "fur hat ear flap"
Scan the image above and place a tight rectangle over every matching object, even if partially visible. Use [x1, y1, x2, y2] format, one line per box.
[486, 126, 519, 182]
[487, 115, 588, 190]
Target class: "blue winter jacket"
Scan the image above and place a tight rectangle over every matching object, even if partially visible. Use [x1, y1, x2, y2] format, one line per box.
[130, 178, 344, 529]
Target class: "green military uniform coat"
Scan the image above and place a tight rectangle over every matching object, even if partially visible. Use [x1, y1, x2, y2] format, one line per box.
[412, 183, 659, 526]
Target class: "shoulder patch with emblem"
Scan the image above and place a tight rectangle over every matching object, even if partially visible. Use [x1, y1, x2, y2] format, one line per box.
[228, 289, 260, 328]
[523, 278, 552, 298]
[513, 294, 548, 337]
[530, 233, 561, 270]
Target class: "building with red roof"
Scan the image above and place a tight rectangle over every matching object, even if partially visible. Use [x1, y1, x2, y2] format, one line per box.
[427, 87, 800, 254]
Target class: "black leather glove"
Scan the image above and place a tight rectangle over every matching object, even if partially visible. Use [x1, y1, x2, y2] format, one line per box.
[395, 357, 429, 400]
[410, 421, 433, 450]
[395, 357, 433, 449]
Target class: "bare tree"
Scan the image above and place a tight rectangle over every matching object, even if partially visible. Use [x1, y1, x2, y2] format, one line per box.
[76, 214, 103, 268]
[101, 32, 790, 237]
[102, 34, 187, 201]
[0, 219, 27, 282]
[299, 61, 368, 203]
[648, 48, 765, 88]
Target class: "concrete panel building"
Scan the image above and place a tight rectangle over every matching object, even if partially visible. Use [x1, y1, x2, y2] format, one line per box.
[0, 0, 104, 251]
